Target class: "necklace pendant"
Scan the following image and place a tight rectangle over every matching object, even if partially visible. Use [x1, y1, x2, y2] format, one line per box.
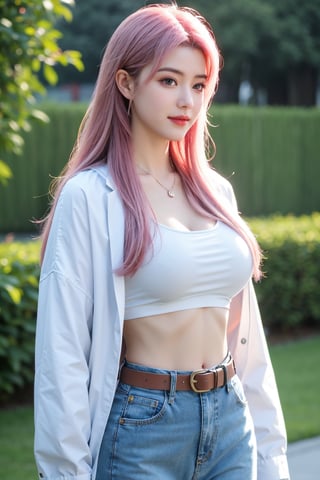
[168, 190, 175, 198]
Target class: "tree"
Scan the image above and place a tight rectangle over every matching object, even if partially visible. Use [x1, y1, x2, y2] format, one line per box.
[185, 0, 320, 106]
[263, 0, 320, 106]
[186, 0, 276, 103]
[13, 0, 318, 108]
[0, 0, 84, 184]
[56, 0, 144, 84]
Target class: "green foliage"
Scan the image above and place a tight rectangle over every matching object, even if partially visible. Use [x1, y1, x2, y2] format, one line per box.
[0, 240, 40, 400]
[56, 0, 144, 83]
[0, 102, 86, 233]
[0, 0, 84, 184]
[186, 0, 320, 105]
[266, 0, 320, 69]
[11, 0, 317, 105]
[249, 213, 320, 331]
[189, 0, 275, 82]
[211, 106, 320, 216]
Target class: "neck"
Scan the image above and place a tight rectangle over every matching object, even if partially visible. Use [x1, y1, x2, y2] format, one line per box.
[132, 133, 171, 176]
[137, 158, 174, 175]
[134, 155, 173, 179]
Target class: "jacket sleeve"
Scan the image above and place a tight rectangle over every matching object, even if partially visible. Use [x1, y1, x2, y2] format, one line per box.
[217, 171, 290, 479]
[228, 284, 290, 480]
[34, 180, 95, 480]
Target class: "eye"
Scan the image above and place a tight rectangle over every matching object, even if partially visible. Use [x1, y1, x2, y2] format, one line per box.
[193, 82, 206, 92]
[160, 77, 177, 87]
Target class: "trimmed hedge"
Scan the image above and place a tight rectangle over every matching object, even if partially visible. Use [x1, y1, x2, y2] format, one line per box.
[0, 104, 319, 232]
[0, 240, 39, 401]
[0, 214, 319, 399]
[250, 213, 320, 331]
[0, 103, 86, 233]
[212, 106, 320, 216]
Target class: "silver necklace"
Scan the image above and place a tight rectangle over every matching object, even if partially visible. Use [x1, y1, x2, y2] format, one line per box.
[138, 165, 176, 198]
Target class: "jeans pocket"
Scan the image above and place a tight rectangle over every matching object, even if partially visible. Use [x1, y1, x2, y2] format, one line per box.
[119, 384, 168, 426]
[229, 375, 248, 407]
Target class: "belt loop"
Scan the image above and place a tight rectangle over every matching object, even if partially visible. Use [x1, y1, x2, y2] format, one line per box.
[168, 371, 177, 404]
[220, 364, 227, 386]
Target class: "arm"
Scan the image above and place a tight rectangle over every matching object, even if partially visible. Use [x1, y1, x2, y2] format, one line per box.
[228, 283, 290, 480]
[34, 179, 95, 479]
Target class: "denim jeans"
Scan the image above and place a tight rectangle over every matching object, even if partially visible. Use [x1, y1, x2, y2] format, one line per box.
[96, 361, 257, 479]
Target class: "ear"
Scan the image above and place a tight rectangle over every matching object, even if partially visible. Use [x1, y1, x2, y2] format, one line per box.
[115, 69, 135, 100]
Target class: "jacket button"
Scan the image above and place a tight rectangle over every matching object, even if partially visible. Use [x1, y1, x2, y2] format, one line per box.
[241, 338, 247, 344]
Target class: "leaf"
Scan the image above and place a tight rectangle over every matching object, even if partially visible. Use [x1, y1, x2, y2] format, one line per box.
[63, 50, 84, 71]
[24, 26, 35, 36]
[4, 285, 23, 305]
[31, 109, 50, 123]
[6, 132, 24, 155]
[43, 63, 58, 85]
[0, 0, 82, 167]
[0, 160, 13, 185]
[56, 1, 75, 22]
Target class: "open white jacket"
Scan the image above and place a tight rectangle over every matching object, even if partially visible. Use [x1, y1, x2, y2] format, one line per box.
[34, 165, 290, 480]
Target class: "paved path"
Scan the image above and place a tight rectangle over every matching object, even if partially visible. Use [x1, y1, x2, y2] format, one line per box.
[287, 436, 320, 480]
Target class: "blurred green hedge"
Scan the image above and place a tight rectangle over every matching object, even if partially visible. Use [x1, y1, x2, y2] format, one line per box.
[0, 240, 39, 401]
[251, 213, 320, 331]
[0, 104, 319, 232]
[0, 103, 86, 233]
[0, 213, 319, 400]
[212, 106, 320, 216]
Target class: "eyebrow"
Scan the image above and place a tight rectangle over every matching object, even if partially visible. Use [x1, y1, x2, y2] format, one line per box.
[157, 67, 207, 80]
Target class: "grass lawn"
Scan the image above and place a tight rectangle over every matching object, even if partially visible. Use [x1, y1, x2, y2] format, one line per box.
[0, 335, 319, 479]
[268, 334, 320, 443]
[0, 405, 37, 480]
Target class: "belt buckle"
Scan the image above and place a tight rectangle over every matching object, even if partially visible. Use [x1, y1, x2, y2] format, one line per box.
[190, 369, 212, 393]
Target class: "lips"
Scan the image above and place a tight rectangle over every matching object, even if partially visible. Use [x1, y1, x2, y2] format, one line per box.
[168, 116, 190, 126]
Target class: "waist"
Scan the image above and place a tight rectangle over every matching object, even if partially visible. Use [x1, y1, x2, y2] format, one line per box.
[123, 307, 228, 370]
[120, 354, 236, 394]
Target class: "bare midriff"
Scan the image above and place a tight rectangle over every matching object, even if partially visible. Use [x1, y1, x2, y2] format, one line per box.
[123, 306, 229, 371]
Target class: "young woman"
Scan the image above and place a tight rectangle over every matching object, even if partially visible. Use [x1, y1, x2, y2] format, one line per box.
[34, 4, 290, 480]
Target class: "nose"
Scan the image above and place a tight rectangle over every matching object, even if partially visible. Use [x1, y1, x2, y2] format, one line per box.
[177, 86, 193, 109]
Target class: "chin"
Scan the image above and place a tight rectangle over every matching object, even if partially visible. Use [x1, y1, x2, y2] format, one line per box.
[167, 133, 188, 142]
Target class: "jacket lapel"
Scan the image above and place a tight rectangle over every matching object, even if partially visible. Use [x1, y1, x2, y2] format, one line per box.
[105, 172, 125, 322]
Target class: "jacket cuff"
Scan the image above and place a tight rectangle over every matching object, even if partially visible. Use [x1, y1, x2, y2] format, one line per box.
[258, 453, 290, 480]
[36, 473, 91, 480]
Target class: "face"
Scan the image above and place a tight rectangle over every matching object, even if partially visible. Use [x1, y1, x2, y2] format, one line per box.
[130, 46, 207, 143]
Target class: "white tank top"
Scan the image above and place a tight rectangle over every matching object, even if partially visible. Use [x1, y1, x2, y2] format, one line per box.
[124, 221, 253, 320]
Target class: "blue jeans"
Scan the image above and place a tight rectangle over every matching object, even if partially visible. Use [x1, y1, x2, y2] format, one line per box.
[96, 361, 257, 479]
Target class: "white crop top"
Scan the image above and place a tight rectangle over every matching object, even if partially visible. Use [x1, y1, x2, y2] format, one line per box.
[124, 221, 253, 320]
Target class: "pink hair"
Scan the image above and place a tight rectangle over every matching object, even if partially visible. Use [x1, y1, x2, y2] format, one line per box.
[40, 3, 262, 280]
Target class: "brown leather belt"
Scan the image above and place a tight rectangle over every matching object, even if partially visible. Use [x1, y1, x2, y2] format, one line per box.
[120, 356, 236, 393]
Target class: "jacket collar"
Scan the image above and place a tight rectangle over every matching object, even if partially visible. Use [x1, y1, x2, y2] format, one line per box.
[91, 163, 115, 191]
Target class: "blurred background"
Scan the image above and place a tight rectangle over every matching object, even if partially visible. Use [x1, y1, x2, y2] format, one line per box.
[51, 0, 320, 107]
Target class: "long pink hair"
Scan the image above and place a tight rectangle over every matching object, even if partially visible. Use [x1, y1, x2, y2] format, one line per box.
[41, 3, 262, 280]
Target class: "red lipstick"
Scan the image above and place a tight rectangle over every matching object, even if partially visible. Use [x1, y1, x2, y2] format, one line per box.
[168, 116, 190, 126]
